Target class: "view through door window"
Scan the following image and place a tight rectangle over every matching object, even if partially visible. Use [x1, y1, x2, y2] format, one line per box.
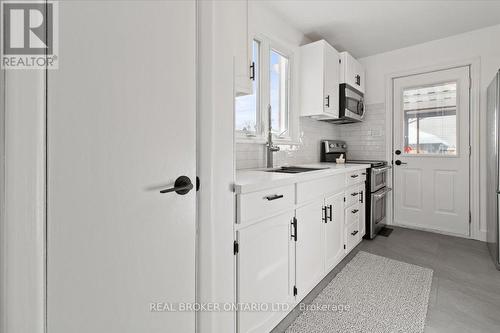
[403, 82, 457, 155]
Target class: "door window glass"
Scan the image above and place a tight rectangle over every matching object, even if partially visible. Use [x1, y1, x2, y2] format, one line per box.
[403, 82, 457, 155]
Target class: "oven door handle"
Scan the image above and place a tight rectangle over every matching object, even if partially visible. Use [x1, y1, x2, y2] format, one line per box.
[373, 187, 392, 199]
[372, 166, 392, 174]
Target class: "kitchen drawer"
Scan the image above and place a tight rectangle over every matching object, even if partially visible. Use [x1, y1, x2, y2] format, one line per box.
[296, 174, 344, 204]
[345, 185, 362, 207]
[345, 221, 361, 253]
[237, 184, 295, 223]
[345, 202, 361, 226]
[345, 170, 366, 186]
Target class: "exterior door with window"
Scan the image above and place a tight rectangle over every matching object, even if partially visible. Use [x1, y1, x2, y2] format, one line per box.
[393, 66, 470, 236]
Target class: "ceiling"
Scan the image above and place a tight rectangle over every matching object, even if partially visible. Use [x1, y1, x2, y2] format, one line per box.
[261, 0, 500, 58]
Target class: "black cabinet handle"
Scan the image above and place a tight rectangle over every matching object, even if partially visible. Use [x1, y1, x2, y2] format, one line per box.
[351, 230, 359, 236]
[329, 205, 333, 222]
[351, 209, 359, 214]
[249, 61, 255, 81]
[350, 174, 359, 178]
[322, 206, 328, 223]
[359, 190, 364, 203]
[291, 217, 297, 241]
[325, 95, 330, 108]
[160, 176, 193, 195]
[265, 194, 283, 201]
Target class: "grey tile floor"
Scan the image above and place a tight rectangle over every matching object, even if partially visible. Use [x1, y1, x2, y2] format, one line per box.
[272, 227, 500, 333]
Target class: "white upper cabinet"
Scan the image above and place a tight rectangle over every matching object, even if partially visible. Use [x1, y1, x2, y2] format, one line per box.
[299, 40, 340, 119]
[339, 51, 365, 94]
[233, 0, 253, 96]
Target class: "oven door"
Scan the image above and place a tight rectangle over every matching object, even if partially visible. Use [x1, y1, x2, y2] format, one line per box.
[371, 165, 391, 192]
[371, 187, 392, 236]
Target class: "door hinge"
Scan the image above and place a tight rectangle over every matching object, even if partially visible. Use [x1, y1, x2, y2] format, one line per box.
[293, 286, 297, 296]
[233, 240, 239, 255]
[469, 145, 472, 157]
[469, 76, 472, 89]
[469, 211, 472, 224]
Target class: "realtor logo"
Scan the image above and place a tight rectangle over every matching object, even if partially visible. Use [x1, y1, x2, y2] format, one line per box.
[1, 0, 58, 69]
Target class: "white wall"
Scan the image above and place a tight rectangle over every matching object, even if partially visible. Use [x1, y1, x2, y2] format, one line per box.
[358, 24, 500, 239]
[1, 69, 46, 332]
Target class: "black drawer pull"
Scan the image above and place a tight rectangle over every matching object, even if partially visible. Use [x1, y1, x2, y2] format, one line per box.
[351, 192, 358, 196]
[350, 174, 359, 178]
[351, 230, 359, 236]
[265, 194, 283, 201]
[351, 209, 359, 214]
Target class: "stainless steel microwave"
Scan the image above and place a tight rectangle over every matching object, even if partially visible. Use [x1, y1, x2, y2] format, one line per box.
[327, 83, 365, 124]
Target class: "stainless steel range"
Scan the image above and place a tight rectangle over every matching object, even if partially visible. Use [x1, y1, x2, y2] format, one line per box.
[321, 140, 392, 239]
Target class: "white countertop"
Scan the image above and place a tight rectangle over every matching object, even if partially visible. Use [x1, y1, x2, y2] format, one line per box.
[235, 163, 370, 194]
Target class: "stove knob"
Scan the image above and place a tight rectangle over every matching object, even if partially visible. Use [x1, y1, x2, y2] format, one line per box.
[342, 144, 347, 148]
[329, 144, 335, 148]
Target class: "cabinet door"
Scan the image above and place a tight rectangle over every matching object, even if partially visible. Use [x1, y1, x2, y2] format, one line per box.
[323, 44, 340, 118]
[295, 199, 324, 299]
[324, 192, 345, 272]
[354, 60, 365, 94]
[232, 0, 252, 96]
[237, 211, 294, 333]
[341, 52, 365, 94]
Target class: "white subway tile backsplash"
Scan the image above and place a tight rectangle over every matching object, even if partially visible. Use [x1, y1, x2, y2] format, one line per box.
[235, 103, 387, 169]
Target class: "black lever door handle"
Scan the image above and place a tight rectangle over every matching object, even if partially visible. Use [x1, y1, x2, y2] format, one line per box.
[160, 176, 193, 195]
[351, 230, 359, 236]
[351, 209, 359, 214]
[395, 160, 407, 166]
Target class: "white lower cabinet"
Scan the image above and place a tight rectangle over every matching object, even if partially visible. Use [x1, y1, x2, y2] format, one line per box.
[295, 199, 325, 299]
[324, 192, 345, 272]
[237, 211, 295, 333]
[235, 169, 367, 333]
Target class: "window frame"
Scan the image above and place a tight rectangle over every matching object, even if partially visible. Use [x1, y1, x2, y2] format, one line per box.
[235, 34, 298, 144]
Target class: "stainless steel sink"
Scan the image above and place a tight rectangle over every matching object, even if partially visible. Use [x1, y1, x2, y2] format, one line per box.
[265, 166, 328, 174]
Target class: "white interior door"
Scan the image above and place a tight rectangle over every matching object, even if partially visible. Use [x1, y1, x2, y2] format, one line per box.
[393, 66, 470, 236]
[47, 1, 196, 332]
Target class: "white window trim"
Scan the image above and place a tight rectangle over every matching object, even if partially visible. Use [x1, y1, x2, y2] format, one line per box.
[235, 33, 300, 145]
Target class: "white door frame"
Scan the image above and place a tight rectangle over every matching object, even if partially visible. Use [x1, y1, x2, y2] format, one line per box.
[384, 58, 481, 240]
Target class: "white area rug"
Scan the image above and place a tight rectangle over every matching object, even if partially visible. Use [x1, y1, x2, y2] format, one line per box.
[286, 251, 433, 333]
